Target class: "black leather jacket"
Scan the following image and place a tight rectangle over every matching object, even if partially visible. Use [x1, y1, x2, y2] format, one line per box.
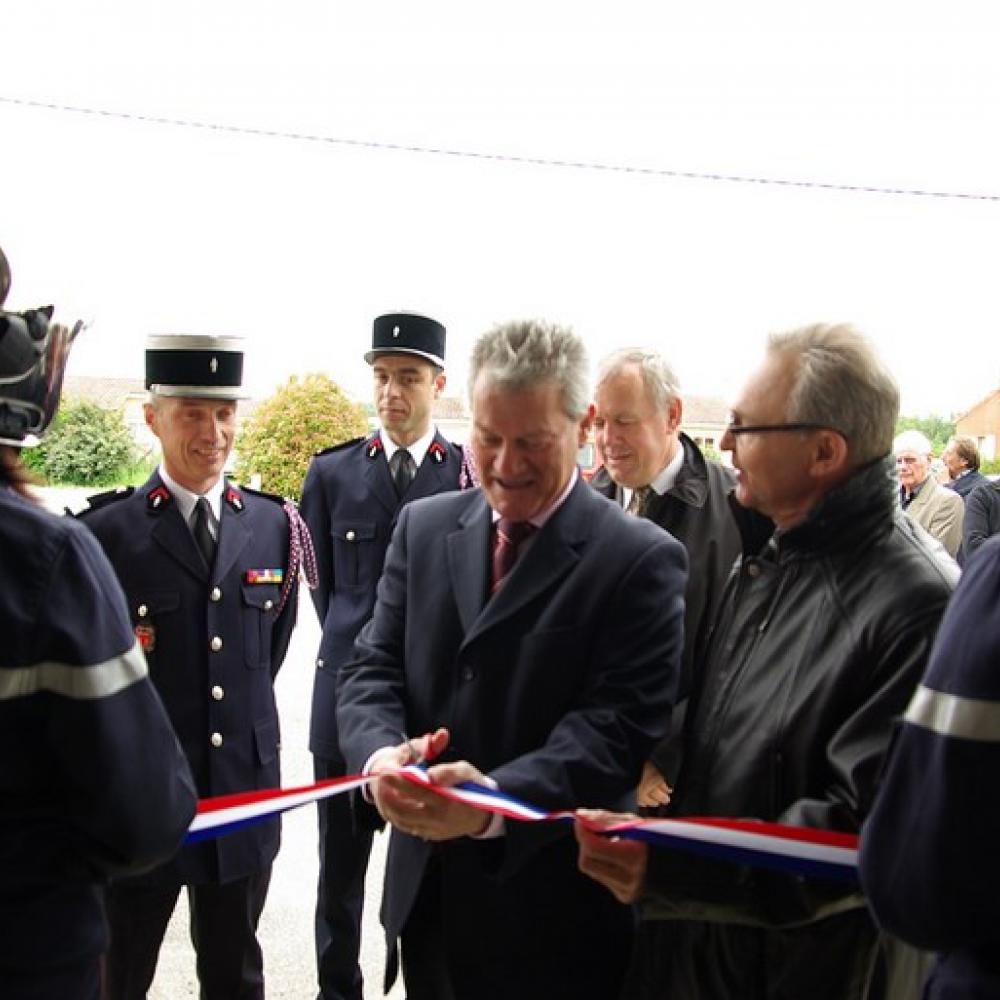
[642, 457, 958, 1000]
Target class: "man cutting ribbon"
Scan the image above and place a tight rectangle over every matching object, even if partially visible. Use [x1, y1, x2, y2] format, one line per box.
[336, 319, 688, 1000]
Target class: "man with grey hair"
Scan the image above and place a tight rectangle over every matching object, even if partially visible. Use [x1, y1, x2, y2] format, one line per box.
[575, 323, 956, 1000]
[79, 335, 300, 1000]
[336, 319, 688, 1000]
[592, 349, 741, 801]
[894, 428, 964, 558]
[591, 347, 744, 994]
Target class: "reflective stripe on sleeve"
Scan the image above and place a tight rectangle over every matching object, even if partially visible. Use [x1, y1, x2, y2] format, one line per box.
[0, 641, 148, 701]
[904, 683, 1000, 743]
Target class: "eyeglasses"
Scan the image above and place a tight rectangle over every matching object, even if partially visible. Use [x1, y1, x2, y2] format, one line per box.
[724, 420, 829, 437]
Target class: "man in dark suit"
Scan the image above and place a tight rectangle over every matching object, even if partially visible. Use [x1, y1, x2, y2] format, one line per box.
[79, 335, 299, 1000]
[299, 312, 463, 1000]
[336, 319, 688, 1000]
[591, 349, 744, 998]
[591, 348, 741, 806]
[942, 435, 988, 499]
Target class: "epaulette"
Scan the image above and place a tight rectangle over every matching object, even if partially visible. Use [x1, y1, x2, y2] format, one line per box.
[73, 485, 134, 517]
[313, 436, 365, 458]
[237, 483, 288, 506]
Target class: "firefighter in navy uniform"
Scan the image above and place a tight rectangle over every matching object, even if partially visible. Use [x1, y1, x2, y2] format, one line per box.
[78, 334, 301, 1000]
[300, 312, 463, 1000]
[0, 250, 196, 1000]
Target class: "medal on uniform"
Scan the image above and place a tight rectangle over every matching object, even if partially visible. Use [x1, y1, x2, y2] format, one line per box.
[246, 568, 284, 584]
[135, 624, 156, 652]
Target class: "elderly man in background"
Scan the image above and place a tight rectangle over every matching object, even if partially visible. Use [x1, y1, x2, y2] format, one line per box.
[942, 435, 987, 500]
[894, 429, 964, 558]
[591, 348, 741, 802]
[337, 319, 688, 1000]
[575, 323, 957, 1000]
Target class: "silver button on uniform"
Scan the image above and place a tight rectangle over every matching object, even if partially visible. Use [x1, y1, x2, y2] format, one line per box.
[210, 732, 223, 748]
[210, 636, 223, 652]
[137, 604, 148, 618]
[210, 587, 222, 602]
[211, 685, 224, 701]
[346, 530, 356, 542]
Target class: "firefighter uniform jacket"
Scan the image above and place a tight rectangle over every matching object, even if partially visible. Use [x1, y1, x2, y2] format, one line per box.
[300, 429, 463, 760]
[78, 472, 298, 884]
[1, 486, 195, 980]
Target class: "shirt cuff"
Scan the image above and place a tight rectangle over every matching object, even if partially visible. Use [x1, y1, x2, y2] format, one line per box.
[469, 774, 505, 840]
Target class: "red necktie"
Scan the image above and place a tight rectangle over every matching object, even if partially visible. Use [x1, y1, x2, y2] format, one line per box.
[491, 518, 535, 594]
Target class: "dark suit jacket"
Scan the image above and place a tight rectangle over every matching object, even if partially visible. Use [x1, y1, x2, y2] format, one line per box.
[337, 478, 687, 994]
[79, 473, 297, 884]
[947, 469, 988, 499]
[300, 429, 463, 759]
[592, 434, 742, 782]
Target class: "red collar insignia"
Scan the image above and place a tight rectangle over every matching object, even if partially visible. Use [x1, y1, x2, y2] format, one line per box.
[147, 485, 172, 511]
[225, 486, 244, 512]
[367, 436, 385, 460]
[428, 441, 447, 464]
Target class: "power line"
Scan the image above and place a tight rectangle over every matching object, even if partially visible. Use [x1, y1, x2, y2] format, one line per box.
[3, 94, 999, 204]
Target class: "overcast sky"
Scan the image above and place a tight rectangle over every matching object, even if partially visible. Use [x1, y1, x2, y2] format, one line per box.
[2, 1, 998, 418]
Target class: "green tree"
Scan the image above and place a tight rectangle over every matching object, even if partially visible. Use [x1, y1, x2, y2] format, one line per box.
[895, 414, 956, 453]
[234, 373, 369, 500]
[31, 399, 137, 485]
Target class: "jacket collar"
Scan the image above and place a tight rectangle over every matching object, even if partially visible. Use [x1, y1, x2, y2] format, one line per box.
[591, 432, 711, 510]
[752, 456, 899, 559]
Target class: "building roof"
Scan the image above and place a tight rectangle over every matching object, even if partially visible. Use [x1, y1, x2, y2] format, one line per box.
[956, 387, 1000, 422]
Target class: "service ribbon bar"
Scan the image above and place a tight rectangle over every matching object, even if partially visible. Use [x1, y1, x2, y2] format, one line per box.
[184, 767, 859, 882]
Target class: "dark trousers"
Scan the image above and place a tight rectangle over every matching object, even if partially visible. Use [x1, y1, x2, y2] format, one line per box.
[314, 754, 374, 1000]
[1, 956, 101, 1000]
[400, 844, 634, 1000]
[105, 870, 270, 1000]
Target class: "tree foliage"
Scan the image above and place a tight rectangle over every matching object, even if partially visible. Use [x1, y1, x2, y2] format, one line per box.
[27, 399, 137, 485]
[895, 414, 956, 453]
[234, 373, 369, 500]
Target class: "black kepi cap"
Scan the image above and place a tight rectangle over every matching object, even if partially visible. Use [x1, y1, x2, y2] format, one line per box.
[145, 334, 247, 399]
[364, 312, 445, 368]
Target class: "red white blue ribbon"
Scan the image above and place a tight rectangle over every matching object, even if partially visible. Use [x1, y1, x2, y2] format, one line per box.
[186, 766, 858, 882]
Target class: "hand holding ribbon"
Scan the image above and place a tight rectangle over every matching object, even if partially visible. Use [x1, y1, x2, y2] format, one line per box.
[372, 727, 491, 841]
[574, 808, 649, 904]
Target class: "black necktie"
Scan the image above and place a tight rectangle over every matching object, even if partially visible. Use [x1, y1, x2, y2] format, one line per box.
[390, 449, 416, 497]
[192, 497, 217, 569]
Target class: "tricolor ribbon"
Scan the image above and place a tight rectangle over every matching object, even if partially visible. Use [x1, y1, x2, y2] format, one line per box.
[187, 767, 858, 882]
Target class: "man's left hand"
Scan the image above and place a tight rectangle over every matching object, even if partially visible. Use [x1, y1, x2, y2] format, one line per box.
[574, 808, 648, 904]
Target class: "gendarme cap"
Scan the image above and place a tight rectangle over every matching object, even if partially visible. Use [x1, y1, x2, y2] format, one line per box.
[145, 334, 248, 399]
[364, 312, 445, 368]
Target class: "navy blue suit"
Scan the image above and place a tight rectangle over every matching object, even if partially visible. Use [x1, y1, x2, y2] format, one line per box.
[337, 480, 687, 999]
[300, 429, 462, 1000]
[861, 535, 1000, 999]
[78, 472, 298, 999]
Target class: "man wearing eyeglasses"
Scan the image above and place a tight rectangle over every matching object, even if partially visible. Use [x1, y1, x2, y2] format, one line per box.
[575, 324, 957, 1000]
